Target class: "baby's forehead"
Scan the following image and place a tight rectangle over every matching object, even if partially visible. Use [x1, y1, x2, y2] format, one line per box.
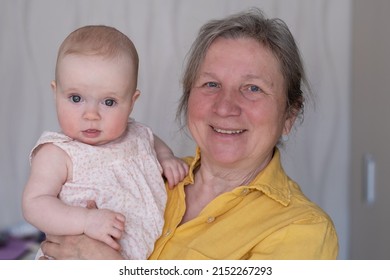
[58, 52, 135, 70]
[56, 53, 138, 88]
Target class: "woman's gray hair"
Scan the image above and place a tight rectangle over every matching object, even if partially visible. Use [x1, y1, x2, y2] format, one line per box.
[177, 7, 310, 128]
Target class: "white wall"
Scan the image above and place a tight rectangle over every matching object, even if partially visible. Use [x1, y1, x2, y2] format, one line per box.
[0, 0, 351, 259]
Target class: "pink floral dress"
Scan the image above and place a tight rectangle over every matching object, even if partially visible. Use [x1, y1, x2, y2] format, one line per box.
[30, 121, 166, 259]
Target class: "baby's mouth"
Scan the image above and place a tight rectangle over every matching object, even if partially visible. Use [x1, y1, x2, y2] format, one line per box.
[82, 129, 101, 137]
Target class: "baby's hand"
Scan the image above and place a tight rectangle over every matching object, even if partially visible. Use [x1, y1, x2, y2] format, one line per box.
[84, 208, 125, 250]
[159, 155, 189, 188]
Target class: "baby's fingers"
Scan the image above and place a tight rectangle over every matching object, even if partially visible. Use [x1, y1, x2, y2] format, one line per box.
[164, 168, 175, 188]
[114, 216, 125, 232]
[109, 226, 123, 240]
[115, 213, 126, 223]
[166, 163, 189, 188]
[178, 162, 189, 179]
[103, 235, 121, 251]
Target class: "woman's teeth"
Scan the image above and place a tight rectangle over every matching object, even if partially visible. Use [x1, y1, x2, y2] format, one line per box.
[213, 127, 244, 134]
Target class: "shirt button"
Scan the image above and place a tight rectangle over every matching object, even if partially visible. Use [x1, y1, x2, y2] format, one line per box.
[241, 188, 249, 196]
[164, 229, 171, 236]
[206, 216, 215, 223]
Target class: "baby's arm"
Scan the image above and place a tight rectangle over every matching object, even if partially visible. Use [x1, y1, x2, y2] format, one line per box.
[153, 135, 188, 187]
[22, 144, 125, 250]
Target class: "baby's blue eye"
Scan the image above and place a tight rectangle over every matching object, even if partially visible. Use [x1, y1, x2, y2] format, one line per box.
[104, 99, 116, 107]
[70, 95, 81, 103]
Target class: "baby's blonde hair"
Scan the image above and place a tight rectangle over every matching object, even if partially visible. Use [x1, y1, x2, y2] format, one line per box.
[55, 25, 138, 83]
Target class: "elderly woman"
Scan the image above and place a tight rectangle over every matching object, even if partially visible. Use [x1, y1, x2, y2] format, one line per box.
[41, 8, 338, 260]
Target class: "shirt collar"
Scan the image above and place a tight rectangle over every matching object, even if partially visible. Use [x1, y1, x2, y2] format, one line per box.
[249, 148, 291, 206]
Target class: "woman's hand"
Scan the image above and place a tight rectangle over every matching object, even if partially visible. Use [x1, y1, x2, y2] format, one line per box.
[40, 234, 124, 260]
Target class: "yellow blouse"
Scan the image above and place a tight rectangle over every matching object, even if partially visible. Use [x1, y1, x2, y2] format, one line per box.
[149, 148, 338, 260]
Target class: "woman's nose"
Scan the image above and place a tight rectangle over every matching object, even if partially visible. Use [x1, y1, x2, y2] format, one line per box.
[213, 90, 241, 116]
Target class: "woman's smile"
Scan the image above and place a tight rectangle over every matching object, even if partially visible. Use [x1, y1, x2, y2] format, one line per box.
[211, 125, 246, 135]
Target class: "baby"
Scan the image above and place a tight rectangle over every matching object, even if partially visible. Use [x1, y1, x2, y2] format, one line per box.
[22, 25, 188, 259]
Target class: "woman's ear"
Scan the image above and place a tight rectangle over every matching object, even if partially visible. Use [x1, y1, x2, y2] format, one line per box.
[282, 111, 297, 136]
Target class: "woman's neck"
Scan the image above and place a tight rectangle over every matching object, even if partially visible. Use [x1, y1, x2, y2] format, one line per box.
[180, 152, 273, 225]
[196, 153, 272, 192]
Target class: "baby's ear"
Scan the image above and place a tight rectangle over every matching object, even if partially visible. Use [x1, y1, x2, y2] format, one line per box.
[129, 89, 140, 111]
[51, 80, 57, 96]
[51, 81, 58, 103]
[132, 89, 140, 101]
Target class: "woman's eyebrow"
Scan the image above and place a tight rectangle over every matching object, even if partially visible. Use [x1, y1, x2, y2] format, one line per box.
[243, 74, 274, 88]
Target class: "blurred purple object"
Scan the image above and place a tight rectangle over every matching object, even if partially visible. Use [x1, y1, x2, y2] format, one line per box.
[0, 237, 29, 260]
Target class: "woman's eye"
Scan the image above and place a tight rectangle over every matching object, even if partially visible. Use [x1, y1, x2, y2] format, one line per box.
[70, 95, 82, 103]
[241, 85, 265, 100]
[104, 99, 116, 107]
[242, 85, 263, 94]
[205, 82, 219, 88]
[248, 85, 260, 93]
